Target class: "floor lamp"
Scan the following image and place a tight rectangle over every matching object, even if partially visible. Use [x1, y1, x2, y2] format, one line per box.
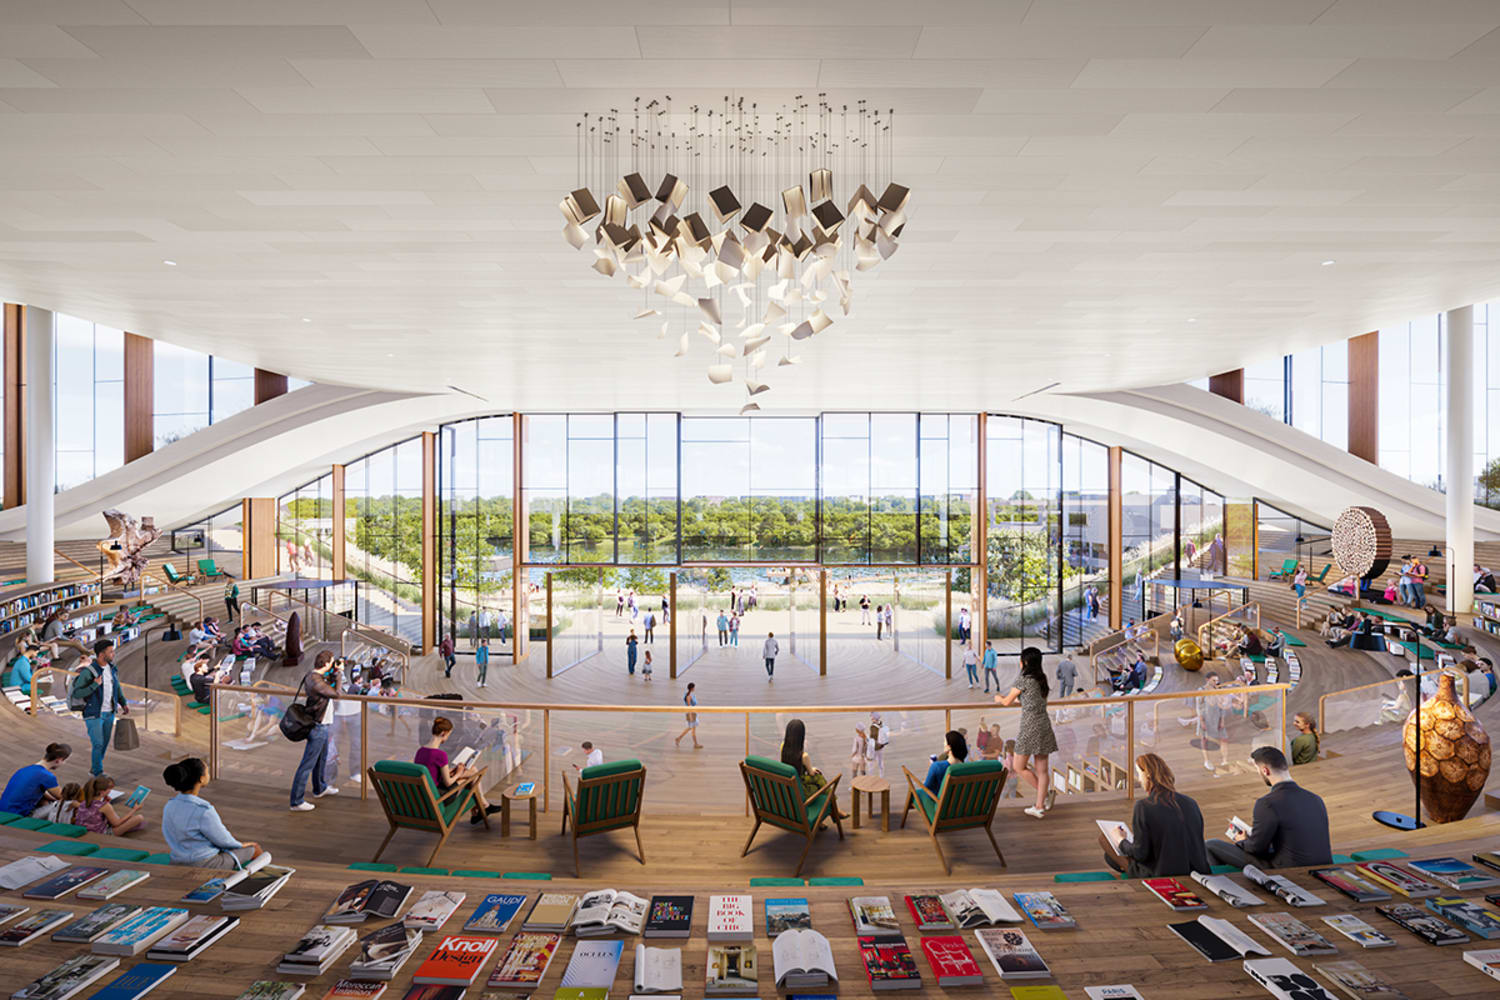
[1372, 629, 1424, 831]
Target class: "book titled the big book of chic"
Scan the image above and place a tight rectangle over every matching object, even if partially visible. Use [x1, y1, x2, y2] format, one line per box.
[707, 894, 753, 942]
[411, 934, 500, 986]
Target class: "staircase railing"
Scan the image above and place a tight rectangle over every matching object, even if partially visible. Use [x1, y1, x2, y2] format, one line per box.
[1196, 602, 1261, 660]
[1317, 668, 1470, 734]
[1089, 629, 1160, 686]
[55, 547, 206, 624]
[26, 665, 182, 739]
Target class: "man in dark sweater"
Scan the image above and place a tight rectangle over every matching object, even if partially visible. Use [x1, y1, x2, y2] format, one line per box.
[1205, 746, 1331, 869]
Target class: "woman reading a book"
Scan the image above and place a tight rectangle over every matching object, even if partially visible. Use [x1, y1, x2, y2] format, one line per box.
[414, 716, 503, 825]
[780, 719, 849, 821]
[73, 773, 146, 836]
[161, 756, 265, 869]
[1100, 752, 1209, 878]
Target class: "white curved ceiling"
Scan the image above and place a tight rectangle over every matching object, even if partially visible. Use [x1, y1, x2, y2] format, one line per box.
[3, 1, 1500, 413]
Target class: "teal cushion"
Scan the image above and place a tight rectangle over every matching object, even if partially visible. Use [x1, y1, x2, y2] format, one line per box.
[581, 758, 642, 780]
[808, 876, 863, 886]
[947, 760, 1005, 777]
[1332, 854, 1355, 865]
[1351, 848, 1408, 861]
[9, 817, 47, 830]
[1210, 864, 1239, 874]
[745, 755, 796, 778]
[805, 787, 834, 825]
[503, 872, 552, 880]
[142, 853, 173, 866]
[915, 789, 937, 824]
[38, 839, 98, 856]
[452, 869, 502, 878]
[400, 866, 449, 876]
[0, 811, 24, 824]
[375, 758, 441, 796]
[1055, 871, 1118, 883]
[92, 847, 151, 862]
[348, 862, 399, 872]
[438, 786, 476, 825]
[750, 877, 805, 886]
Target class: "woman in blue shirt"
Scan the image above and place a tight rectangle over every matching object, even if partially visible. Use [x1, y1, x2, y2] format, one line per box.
[923, 730, 968, 796]
[2, 643, 35, 690]
[161, 757, 264, 869]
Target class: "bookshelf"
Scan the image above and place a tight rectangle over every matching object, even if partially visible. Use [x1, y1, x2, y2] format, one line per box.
[1477, 596, 1500, 638]
[0, 580, 104, 638]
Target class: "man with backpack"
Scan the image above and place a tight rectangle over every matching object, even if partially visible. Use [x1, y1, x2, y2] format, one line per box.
[72, 639, 128, 777]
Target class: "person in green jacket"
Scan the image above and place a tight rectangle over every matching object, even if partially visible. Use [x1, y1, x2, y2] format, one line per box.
[1290, 712, 1320, 765]
[223, 579, 239, 621]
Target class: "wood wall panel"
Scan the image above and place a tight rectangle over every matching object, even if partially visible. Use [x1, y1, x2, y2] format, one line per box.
[2, 304, 23, 508]
[254, 369, 288, 404]
[513, 412, 527, 663]
[123, 333, 154, 463]
[240, 497, 278, 580]
[1207, 369, 1244, 404]
[330, 464, 346, 579]
[1347, 331, 1379, 463]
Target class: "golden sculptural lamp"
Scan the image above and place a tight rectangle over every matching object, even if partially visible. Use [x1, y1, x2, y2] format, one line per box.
[1174, 638, 1204, 672]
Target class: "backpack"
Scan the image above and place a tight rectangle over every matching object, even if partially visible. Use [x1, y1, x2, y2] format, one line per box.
[68, 662, 102, 712]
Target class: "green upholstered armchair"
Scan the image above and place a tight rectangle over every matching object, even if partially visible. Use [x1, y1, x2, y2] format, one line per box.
[367, 759, 487, 867]
[560, 758, 646, 877]
[161, 562, 196, 586]
[900, 759, 1007, 874]
[739, 755, 843, 877]
[196, 558, 229, 580]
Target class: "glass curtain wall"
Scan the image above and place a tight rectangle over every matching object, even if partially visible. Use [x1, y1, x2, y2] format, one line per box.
[344, 437, 424, 642]
[985, 416, 1061, 652]
[276, 474, 334, 579]
[1255, 501, 1330, 585]
[681, 416, 817, 562]
[54, 314, 124, 491]
[440, 416, 515, 653]
[168, 503, 245, 583]
[1118, 453, 1178, 625]
[153, 343, 256, 448]
[1061, 434, 1110, 647]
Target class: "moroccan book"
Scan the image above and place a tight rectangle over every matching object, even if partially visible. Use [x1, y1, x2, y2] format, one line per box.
[87, 962, 178, 1000]
[76, 870, 149, 901]
[939, 888, 1023, 926]
[973, 926, 1049, 980]
[1320, 914, 1395, 949]
[1144, 877, 1208, 912]
[321, 982, 386, 1000]
[857, 935, 921, 991]
[560, 937, 625, 989]
[707, 894, 753, 942]
[771, 928, 838, 989]
[486, 932, 562, 989]
[570, 889, 649, 936]
[904, 894, 953, 931]
[918, 934, 982, 987]
[1191, 873, 1265, 908]
[1248, 912, 1338, 956]
[51, 904, 141, 943]
[704, 942, 759, 994]
[463, 893, 529, 934]
[1375, 902, 1469, 945]
[1426, 896, 1500, 939]
[1312, 959, 1411, 999]
[411, 934, 501, 987]
[11, 953, 120, 1000]
[1309, 868, 1391, 903]
[632, 942, 684, 994]
[23, 865, 109, 900]
[1013, 892, 1075, 929]
[644, 894, 693, 938]
[523, 893, 580, 932]
[90, 906, 190, 956]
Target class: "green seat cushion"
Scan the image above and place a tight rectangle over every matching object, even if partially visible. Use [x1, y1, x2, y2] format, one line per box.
[580, 758, 643, 780]
[808, 876, 863, 886]
[438, 787, 476, 825]
[804, 787, 834, 826]
[9, 816, 48, 830]
[1332, 854, 1355, 865]
[400, 866, 449, 876]
[912, 787, 938, 825]
[1351, 848, 1408, 861]
[194, 705, 212, 714]
[947, 760, 1005, 778]
[142, 853, 173, 866]
[1283, 635, 1307, 647]
[39, 839, 98, 856]
[1055, 871, 1118, 883]
[452, 869, 502, 879]
[745, 755, 796, 778]
[750, 877, 805, 887]
[348, 862, 400, 872]
[503, 872, 552, 880]
[1210, 864, 1239, 874]
[0, 811, 22, 824]
[375, 759, 432, 780]
[92, 846, 152, 862]
[42, 822, 88, 837]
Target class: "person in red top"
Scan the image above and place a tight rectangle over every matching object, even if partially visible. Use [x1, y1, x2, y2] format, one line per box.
[414, 716, 501, 825]
[439, 635, 456, 677]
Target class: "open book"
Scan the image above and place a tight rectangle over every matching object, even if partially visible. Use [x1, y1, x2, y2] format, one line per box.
[1096, 819, 1130, 853]
[938, 889, 1022, 927]
[632, 943, 683, 994]
[1243, 866, 1325, 907]
[1225, 815, 1253, 840]
[1168, 915, 1272, 962]
[450, 746, 478, 768]
[571, 890, 648, 937]
[771, 928, 837, 989]
[1191, 872, 1264, 908]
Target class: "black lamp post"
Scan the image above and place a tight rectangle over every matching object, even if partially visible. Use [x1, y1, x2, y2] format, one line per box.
[1373, 627, 1424, 831]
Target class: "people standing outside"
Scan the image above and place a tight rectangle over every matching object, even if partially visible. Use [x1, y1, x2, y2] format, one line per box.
[628, 590, 638, 621]
[875, 604, 884, 640]
[957, 606, 971, 644]
[642, 648, 653, 681]
[223, 578, 239, 621]
[625, 630, 638, 676]
[440, 634, 456, 678]
[475, 637, 490, 686]
[496, 607, 509, 645]
[763, 632, 779, 680]
[675, 683, 702, 749]
[615, 591, 624, 617]
[729, 612, 740, 647]
[860, 594, 871, 625]
[981, 640, 999, 694]
[467, 609, 480, 645]
[883, 604, 894, 641]
[1056, 653, 1077, 700]
[962, 644, 979, 689]
[76, 639, 128, 777]
[994, 646, 1058, 819]
[289, 652, 340, 812]
[716, 610, 729, 647]
[643, 609, 656, 645]
[869, 712, 890, 777]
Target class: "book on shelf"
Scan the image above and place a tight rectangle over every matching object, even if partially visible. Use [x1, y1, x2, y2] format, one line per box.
[321, 982, 387, 1000]
[1096, 818, 1130, 853]
[1320, 913, 1395, 948]
[1309, 868, 1391, 903]
[644, 894, 693, 938]
[633, 942, 684, 993]
[412, 934, 501, 987]
[487, 931, 562, 989]
[404, 890, 467, 931]
[1248, 912, 1338, 956]
[76, 869, 150, 901]
[221, 864, 295, 911]
[1312, 959, 1411, 999]
[87, 962, 178, 1000]
[973, 926, 1049, 980]
[0, 910, 74, 947]
[1242, 866, 1325, 907]
[347, 923, 423, 980]
[919, 934, 982, 987]
[234, 983, 306, 1000]
[857, 935, 921, 991]
[1191, 872, 1265, 908]
[1013, 891, 1075, 930]
[462, 893, 529, 934]
[523, 893, 580, 932]
[1354, 862, 1441, 899]
[11, 953, 121, 1000]
[771, 928, 838, 989]
[23, 865, 110, 900]
[145, 912, 238, 962]
[904, 894, 953, 931]
[571, 889, 649, 936]
[704, 942, 759, 994]
[560, 937, 625, 989]
[1168, 915, 1272, 962]
[180, 852, 271, 904]
[1084, 987, 1145, 999]
[1143, 877, 1208, 912]
[1375, 902, 1469, 945]
[51, 903, 141, 943]
[1463, 947, 1500, 981]
[707, 894, 753, 942]
[1474, 851, 1500, 874]
[324, 879, 414, 924]
[91, 906, 190, 956]
[277, 925, 358, 977]
[1243, 957, 1341, 1000]
[0, 903, 29, 927]
[1426, 896, 1500, 939]
[939, 888, 1024, 927]
[1407, 856, 1500, 892]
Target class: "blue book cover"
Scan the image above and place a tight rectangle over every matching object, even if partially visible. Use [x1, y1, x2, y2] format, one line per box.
[90, 962, 177, 999]
[463, 893, 529, 934]
[181, 878, 228, 904]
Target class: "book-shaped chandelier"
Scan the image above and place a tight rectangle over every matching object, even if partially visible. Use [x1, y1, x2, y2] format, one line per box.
[560, 95, 907, 412]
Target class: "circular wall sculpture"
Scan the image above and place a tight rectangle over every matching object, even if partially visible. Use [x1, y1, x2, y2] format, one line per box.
[1330, 505, 1392, 581]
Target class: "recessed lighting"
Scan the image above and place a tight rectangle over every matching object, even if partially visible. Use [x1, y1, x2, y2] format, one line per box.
[300, 317, 311, 323]
[386, 353, 395, 357]
[1321, 259, 1336, 266]
[1187, 317, 1197, 323]
[162, 260, 177, 266]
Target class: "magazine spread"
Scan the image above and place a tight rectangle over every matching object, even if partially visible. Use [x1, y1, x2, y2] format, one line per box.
[770, 928, 837, 988]
[939, 888, 1023, 926]
[570, 889, 648, 936]
[632, 943, 684, 993]
[1191, 873, 1265, 908]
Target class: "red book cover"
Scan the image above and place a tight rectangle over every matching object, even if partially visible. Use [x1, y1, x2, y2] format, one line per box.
[859, 935, 922, 990]
[904, 895, 953, 931]
[1143, 878, 1208, 912]
[919, 935, 984, 986]
[411, 934, 500, 986]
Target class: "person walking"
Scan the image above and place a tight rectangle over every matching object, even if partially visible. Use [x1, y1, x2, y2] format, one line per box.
[642, 648, 653, 681]
[729, 612, 740, 646]
[496, 607, 509, 644]
[962, 643, 979, 689]
[76, 639, 128, 777]
[223, 578, 239, 621]
[674, 683, 702, 749]
[981, 640, 1000, 693]
[1056, 653, 1077, 700]
[1292, 565, 1308, 602]
[625, 630, 638, 676]
[475, 637, 490, 686]
[875, 604, 884, 640]
[716, 610, 729, 647]
[957, 606, 970, 643]
[860, 594, 871, 625]
[289, 653, 340, 812]
[643, 610, 656, 645]
[440, 634, 455, 678]
[883, 604, 894, 640]
[994, 646, 1058, 819]
[615, 590, 624, 618]
[763, 632, 779, 680]
[478, 607, 491, 640]
[1410, 556, 1428, 608]
[628, 590, 638, 621]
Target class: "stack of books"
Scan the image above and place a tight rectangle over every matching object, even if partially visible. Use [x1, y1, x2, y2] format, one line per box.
[850, 895, 921, 991]
[323, 879, 413, 924]
[347, 923, 423, 980]
[91, 907, 191, 957]
[180, 853, 273, 904]
[277, 925, 358, 977]
[52, 904, 142, 944]
[145, 914, 240, 962]
[221, 865, 295, 911]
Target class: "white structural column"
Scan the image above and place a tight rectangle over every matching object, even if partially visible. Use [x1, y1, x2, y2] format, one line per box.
[25, 307, 55, 585]
[1446, 305, 1474, 616]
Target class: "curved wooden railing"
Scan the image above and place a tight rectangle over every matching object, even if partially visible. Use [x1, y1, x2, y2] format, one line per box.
[1317, 668, 1471, 734]
[26, 665, 182, 739]
[1088, 629, 1160, 686]
[340, 626, 412, 680]
[1197, 602, 1261, 660]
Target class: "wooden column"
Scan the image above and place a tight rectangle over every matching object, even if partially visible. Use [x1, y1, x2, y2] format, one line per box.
[420, 430, 436, 655]
[123, 333, 154, 463]
[1207, 369, 1244, 404]
[669, 572, 678, 679]
[2, 304, 24, 508]
[512, 413, 528, 664]
[1347, 331, 1379, 463]
[240, 498, 277, 579]
[972, 413, 987, 652]
[1107, 446, 1123, 630]
[254, 369, 289, 404]
[330, 464, 346, 579]
[819, 569, 828, 677]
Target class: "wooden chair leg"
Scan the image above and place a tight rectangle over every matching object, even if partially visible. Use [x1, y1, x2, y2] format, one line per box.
[985, 822, 1006, 867]
[794, 832, 817, 877]
[741, 819, 762, 858]
[372, 823, 397, 862]
[428, 824, 454, 867]
[633, 823, 646, 865]
[832, 808, 845, 841]
[900, 792, 913, 829]
[573, 834, 581, 879]
[930, 831, 950, 875]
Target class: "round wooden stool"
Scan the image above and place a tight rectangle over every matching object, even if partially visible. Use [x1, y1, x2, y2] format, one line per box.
[502, 782, 539, 840]
[851, 775, 891, 832]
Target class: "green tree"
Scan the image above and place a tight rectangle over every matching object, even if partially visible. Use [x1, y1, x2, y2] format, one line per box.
[1481, 457, 1500, 509]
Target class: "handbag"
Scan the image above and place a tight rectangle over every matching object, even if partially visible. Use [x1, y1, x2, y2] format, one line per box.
[278, 677, 317, 743]
[113, 716, 140, 751]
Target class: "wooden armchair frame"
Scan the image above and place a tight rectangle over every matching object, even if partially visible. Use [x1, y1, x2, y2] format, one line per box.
[560, 761, 647, 877]
[368, 763, 488, 867]
[900, 762, 1007, 874]
[739, 758, 843, 876]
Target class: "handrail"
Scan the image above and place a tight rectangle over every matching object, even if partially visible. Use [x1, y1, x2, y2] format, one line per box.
[341, 626, 412, 679]
[1089, 629, 1160, 686]
[142, 569, 205, 623]
[28, 665, 182, 739]
[52, 547, 100, 580]
[1196, 602, 1261, 660]
[1317, 667, 1471, 733]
